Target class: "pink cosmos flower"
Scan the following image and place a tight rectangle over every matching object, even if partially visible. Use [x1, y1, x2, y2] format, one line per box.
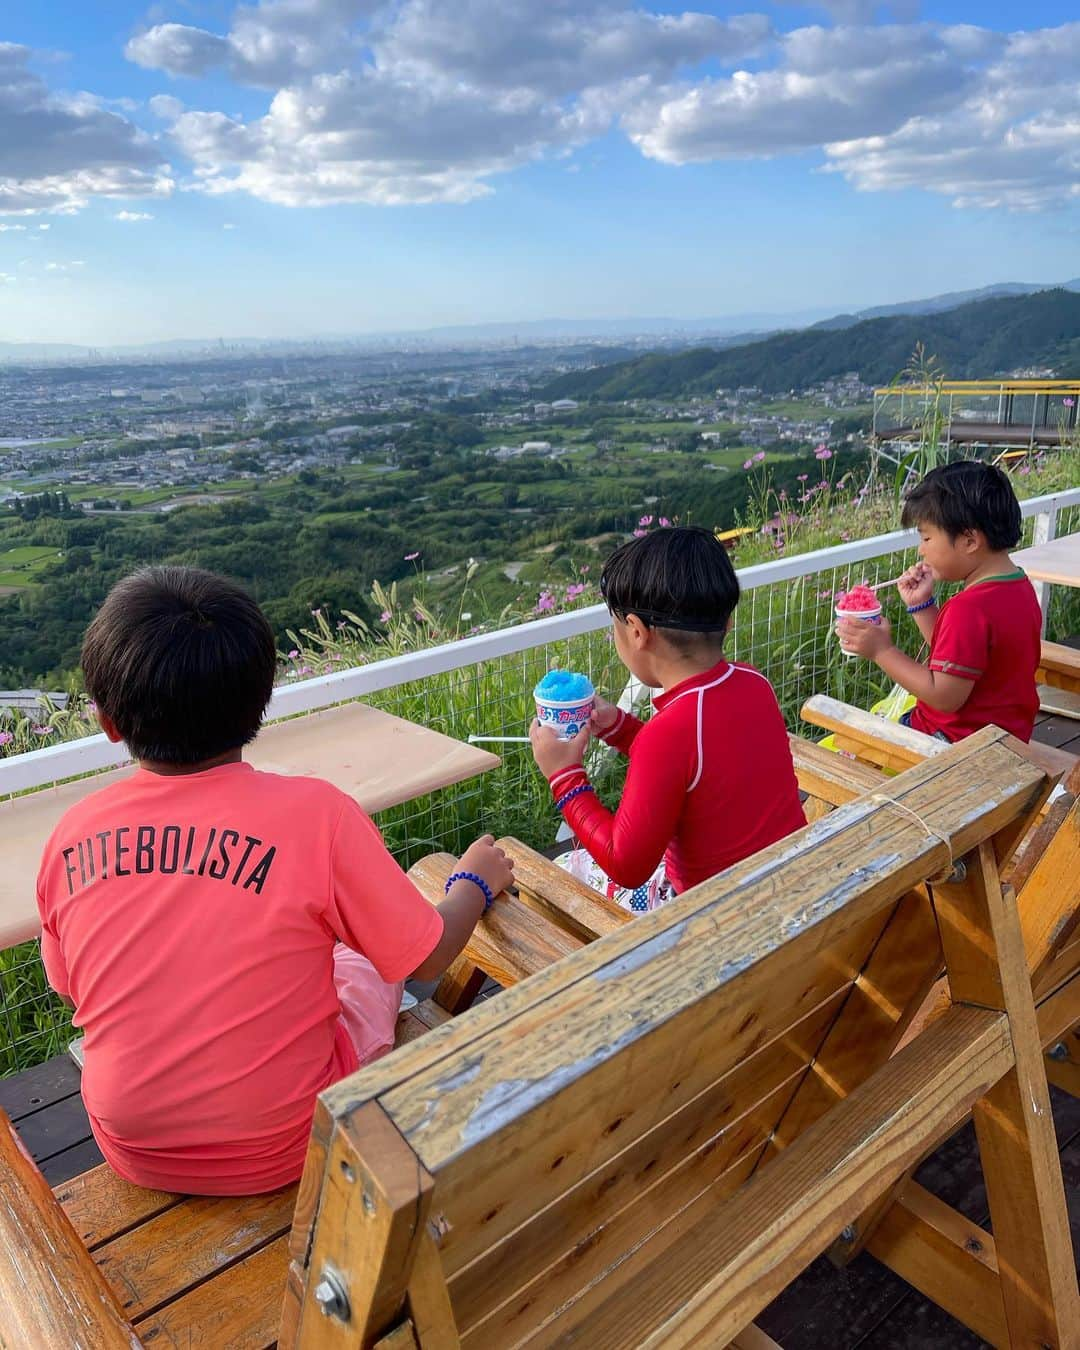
[797, 473, 808, 482]
[404, 551, 420, 561]
[754, 450, 766, 463]
[742, 459, 754, 470]
[815, 445, 833, 460]
[639, 515, 654, 527]
[288, 648, 299, 659]
[0, 731, 13, 747]
[535, 590, 556, 613]
[86, 700, 97, 714]
[33, 725, 53, 736]
[1064, 398, 1075, 408]
[380, 609, 391, 622]
[659, 516, 671, 527]
[580, 565, 590, 573]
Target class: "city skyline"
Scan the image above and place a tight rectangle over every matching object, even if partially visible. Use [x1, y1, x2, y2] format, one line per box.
[1, 0, 1078, 345]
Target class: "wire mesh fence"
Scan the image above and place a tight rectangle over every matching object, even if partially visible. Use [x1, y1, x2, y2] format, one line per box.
[4, 499, 1079, 1076]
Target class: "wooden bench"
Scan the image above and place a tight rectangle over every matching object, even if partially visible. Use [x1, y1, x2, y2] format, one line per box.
[1, 728, 1077, 1346]
[1038, 640, 1080, 718]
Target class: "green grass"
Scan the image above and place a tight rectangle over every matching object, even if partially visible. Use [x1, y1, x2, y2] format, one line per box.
[0, 545, 63, 588]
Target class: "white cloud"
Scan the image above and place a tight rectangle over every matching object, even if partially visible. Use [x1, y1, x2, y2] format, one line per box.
[124, 3, 1080, 213]
[0, 43, 173, 215]
[0, 222, 26, 231]
[0, 272, 14, 283]
[142, 0, 770, 206]
[115, 209, 155, 221]
[222, 221, 237, 228]
[45, 260, 85, 271]
[623, 19, 1080, 210]
[149, 93, 185, 120]
[127, 1, 378, 87]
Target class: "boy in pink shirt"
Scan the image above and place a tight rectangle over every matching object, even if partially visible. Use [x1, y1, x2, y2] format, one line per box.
[36, 566, 512, 1195]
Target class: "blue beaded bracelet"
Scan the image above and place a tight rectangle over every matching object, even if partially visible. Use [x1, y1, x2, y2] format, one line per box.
[445, 870, 495, 910]
[906, 598, 936, 614]
[555, 783, 594, 811]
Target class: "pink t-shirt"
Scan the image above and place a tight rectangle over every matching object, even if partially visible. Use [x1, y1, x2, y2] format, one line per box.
[36, 761, 443, 1195]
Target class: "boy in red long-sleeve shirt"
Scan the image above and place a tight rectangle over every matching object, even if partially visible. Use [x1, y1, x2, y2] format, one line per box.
[529, 527, 805, 912]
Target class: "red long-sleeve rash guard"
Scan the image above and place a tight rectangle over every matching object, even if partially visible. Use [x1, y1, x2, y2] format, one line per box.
[547, 660, 806, 895]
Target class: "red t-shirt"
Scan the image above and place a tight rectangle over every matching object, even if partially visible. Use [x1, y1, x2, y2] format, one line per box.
[36, 761, 442, 1195]
[547, 660, 806, 894]
[910, 571, 1041, 743]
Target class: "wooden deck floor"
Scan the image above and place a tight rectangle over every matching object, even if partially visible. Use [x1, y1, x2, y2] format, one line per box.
[2, 710, 1078, 1347]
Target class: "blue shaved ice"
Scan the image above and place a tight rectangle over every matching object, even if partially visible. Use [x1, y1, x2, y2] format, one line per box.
[534, 670, 594, 701]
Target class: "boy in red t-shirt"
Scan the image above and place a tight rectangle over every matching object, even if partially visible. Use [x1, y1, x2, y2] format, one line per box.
[529, 527, 805, 912]
[36, 566, 512, 1195]
[837, 461, 1041, 742]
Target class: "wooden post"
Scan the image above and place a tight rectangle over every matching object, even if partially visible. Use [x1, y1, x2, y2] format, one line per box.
[288, 1102, 440, 1349]
[934, 840, 1080, 1347]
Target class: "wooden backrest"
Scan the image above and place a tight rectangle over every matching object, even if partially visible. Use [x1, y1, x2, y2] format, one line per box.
[281, 727, 1077, 1347]
[1038, 639, 1080, 693]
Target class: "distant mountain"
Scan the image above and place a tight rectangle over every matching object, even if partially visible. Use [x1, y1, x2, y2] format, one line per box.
[813, 279, 1080, 330]
[541, 289, 1080, 402]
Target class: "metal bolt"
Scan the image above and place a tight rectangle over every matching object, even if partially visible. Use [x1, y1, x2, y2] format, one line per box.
[839, 1225, 857, 1243]
[1047, 1042, 1069, 1062]
[314, 1267, 351, 1323]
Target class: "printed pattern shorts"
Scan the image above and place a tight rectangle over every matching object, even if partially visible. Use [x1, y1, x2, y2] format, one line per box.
[554, 848, 673, 914]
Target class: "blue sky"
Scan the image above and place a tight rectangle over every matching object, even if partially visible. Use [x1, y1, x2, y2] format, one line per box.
[1, 1, 1078, 344]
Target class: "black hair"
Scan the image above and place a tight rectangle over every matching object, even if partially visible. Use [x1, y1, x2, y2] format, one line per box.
[600, 525, 740, 645]
[900, 461, 1022, 551]
[82, 565, 276, 765]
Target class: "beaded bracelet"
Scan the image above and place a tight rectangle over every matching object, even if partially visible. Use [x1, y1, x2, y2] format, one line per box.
[555, 783, 594, 811]
[906, 598, 936, 614]
[444, 870, 495, 910]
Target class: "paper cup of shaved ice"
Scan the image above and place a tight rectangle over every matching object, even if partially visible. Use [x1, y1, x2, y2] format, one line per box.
[534, 669, 595, 740]
[835, 585, 882, 659]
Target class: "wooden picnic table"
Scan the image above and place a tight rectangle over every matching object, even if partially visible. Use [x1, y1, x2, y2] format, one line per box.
[0, 702, 498, 950]
[1014, 531, 1080, 588]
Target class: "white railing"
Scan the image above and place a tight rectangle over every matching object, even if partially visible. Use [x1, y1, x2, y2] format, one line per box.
[3, 485, 1080, 799]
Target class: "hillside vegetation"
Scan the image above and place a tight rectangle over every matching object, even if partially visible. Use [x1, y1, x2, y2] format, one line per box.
[543, 289, 1080, 400]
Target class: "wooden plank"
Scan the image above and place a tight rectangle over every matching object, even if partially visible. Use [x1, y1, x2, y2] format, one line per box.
[934, 839, 1080, 1345]
[93, 1186, 297, 1321]
[800, 695, 947, 770]
[133, 1234, 287, 1349]
[1038, 639, 1080, 695]
[1045, 1032, 1080, 1098]
[406, 1232, 460, 1350]
[1038, 685, 1080, 720]
[769, 888, 942, 1151]
[496, 836, 628, 942]
[0, 1052, 81, 1122]
[281, 1096, 336, 1347]
[730, 1326, 785, 1350]
[293, 1103, 432, 1348]
[1017, 793, 1080, 985]
[395, 1000, 453, 1049]
[428, 910, 888, 1281]
[55, 1162, 182, 1250]
[788, 734, 887, 808]
[529, 1005, 1013, 1348]
[0, 1109, 139, 1349]
[409, 852, 583, 988]
[15, 1089, 95, 1167]
[448, 990, 848, 1333]
[865, 1182, 1007, 1346]
[465, 1145, 767, 1349]
[432, 960, 488, 1016]
[322, 729, 1045, 1127]
[40, 1135, 106, 1187]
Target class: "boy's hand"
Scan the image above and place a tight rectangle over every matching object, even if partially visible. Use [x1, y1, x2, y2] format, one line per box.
[836, 613, 893, 660]
[896, 563, 934, 608]
[590, 695, 619, 737]
[456, 834, 514, 898]
[529, 718, 590, 777]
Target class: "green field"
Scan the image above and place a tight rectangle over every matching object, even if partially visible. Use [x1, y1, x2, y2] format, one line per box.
[0, 544, 62, 588]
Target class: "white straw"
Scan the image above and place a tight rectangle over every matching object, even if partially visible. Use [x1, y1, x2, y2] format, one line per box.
[869, 575, 903, 592]
[468, 734, 531, 744]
